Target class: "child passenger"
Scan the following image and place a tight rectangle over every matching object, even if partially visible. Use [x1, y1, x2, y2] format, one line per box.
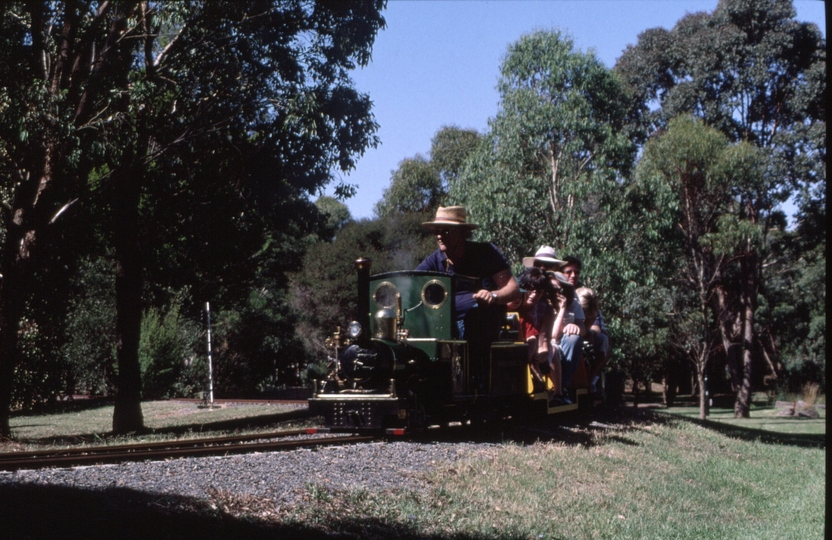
[508, 268, 564, 405]
[577, 286, 610, 395]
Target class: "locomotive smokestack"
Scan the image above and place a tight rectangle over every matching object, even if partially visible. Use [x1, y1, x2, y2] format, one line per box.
[355, 258, 372, 348]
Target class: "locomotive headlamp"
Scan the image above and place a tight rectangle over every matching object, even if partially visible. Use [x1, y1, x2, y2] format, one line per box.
[347, 321, 363, 340]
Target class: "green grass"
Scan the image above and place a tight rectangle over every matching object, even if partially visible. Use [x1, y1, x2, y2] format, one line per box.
[658, 404, 825, 436]
[2, 401, 825, 539]
[278, 412, 825, 539]
[3, 400, 312, 450]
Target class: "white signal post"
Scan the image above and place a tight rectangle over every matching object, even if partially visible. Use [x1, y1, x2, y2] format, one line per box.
[203, 301, 216, 409]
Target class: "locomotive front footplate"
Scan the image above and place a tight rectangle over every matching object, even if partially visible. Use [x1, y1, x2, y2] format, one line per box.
[308, 394, 403, 432]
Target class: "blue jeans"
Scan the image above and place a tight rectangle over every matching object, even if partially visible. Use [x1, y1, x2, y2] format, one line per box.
[558, 334, 583, 390]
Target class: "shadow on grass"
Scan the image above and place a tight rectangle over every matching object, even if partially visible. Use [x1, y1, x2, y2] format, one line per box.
[404, 405, 659, 450]
[648, 409, 826, 449]
[0, 483, 525, 540]
[407, 402, 824, 451]
[9, 397, 115, 418]
[18, 408, 317, 447]
[149, 407, 316, 435]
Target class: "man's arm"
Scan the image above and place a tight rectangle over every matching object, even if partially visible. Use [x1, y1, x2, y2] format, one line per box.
[569, 291, 585, 336]
[473, 268, 520, 306]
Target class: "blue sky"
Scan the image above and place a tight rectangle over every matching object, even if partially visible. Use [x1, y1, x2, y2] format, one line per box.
[332, 0, 826, 220]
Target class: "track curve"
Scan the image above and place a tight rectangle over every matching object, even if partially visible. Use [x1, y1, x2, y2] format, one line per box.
[0, 430, 373, 471]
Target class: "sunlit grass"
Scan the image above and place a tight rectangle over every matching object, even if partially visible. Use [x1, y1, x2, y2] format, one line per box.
[660, 404, 826, 436]
[3, 399, 825, 538]
[278, 415, 825, 539]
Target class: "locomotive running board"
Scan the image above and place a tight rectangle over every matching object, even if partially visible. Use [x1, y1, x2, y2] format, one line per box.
[306, 426, 407, 436]
[309, 394, 397, 400]
[531, 388, 588, 414]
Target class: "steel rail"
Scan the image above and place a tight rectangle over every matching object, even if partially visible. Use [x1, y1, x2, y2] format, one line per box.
[0, 433, 373, 472]
[1, 429, 313, 461]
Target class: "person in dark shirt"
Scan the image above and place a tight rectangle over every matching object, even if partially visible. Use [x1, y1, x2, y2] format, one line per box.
[416, 206, 520, 338]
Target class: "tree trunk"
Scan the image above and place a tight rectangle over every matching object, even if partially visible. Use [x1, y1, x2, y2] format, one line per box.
[0, 264, 26, 438]
[111, 167, 145, 434]
[0, 162, 54, 437]
[663, 358, 678, 408]
[632, 377, 639, 408]
[697, 368, 707, 420]
[714, 286, 742, 394]
[733, 252, 756, 418]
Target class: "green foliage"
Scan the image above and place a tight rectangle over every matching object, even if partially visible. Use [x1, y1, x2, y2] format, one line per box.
[761, 183, 826, 394]
[139, 300, 202, 400]
[450, 30, 635, 264]
[615, 1, 825, 409]
[0, 1, 387, 434]
[62, 257, 117, 397]
[315, 196, 352, 241]
[375, 126, 481, 218]
[209, 288, 307, 397]
[429, 126, 482, 190]
[374, 155, 441, 216]
[608, 284, 674, 388]
[616, 0, 826, 152]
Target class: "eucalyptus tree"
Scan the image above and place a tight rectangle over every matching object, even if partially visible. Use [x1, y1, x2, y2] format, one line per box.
[615, 0, 825, 416]
[315, 196, 352, 241]
[374, 126, 481, 218]
[631, 115, 765, 418]
[0, 1, 385, 436]
[449, 30, 636, 266]
[374, 155, 441, 217]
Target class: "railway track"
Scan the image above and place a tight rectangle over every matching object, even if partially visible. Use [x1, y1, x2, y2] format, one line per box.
[0, 429, 373, 472]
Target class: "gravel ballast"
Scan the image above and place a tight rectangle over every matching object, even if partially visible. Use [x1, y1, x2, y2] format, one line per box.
[0, 441, 497, 508]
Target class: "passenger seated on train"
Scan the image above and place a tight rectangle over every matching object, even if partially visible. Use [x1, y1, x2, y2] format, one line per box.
[508, 268, 564, 404]
[416, 206, 520, 340]
[523, 245, 566, 273]
[547, 271, 585, 404]
[564, 255, 610, 395]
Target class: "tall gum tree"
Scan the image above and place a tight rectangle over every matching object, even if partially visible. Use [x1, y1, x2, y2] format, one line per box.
[450, 30, 636, 265]
[615, 0, 825, 417]
[374, 126, 481, 218]
[631, 115, 765, 419]
[0, 1, 385, 436]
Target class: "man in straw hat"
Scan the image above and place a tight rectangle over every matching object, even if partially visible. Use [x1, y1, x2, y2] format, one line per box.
[416, 206, 520, 339]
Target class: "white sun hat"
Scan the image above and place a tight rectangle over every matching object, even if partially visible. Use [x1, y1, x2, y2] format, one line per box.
[522, 245, 565, 269]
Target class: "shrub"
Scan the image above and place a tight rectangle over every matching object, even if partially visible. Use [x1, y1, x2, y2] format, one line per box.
[139, 301, 202, 400]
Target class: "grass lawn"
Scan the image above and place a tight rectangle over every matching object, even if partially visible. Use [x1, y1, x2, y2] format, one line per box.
[658, 404, 825, 435]
[3, 400, 313, 450]
[279, 408, 825, 539]
[2, 398, 825, 539]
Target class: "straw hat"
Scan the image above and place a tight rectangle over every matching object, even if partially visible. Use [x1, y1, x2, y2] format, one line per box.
[422, 206, 479, 231]
[522, 245, 565, 269]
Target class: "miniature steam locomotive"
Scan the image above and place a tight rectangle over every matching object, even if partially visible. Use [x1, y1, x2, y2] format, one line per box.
[308, 259, 591, 432]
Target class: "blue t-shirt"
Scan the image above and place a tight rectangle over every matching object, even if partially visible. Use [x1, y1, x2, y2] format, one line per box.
[416, 241, 510, 319]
